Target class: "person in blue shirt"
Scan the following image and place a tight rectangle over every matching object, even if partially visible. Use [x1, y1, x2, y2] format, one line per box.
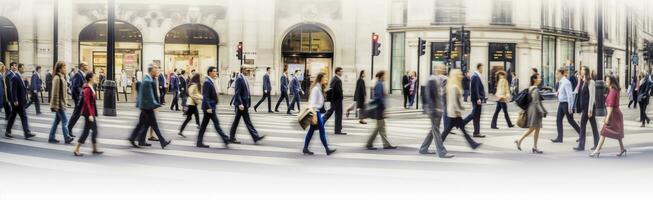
[551, 69, 581, 143]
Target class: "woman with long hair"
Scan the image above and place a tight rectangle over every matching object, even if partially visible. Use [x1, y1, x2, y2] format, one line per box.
[49, 61, 74, 144]
[303, 72, 336, 155]
[514, 73, 547, 154]
[440, 69, 482, 150]
[346, 70, 367, 124]
[590, 75, 626, 158]
[178, 73, 202, 138]
[490, 71, 514, 129]
[575, 66, 599, 151]
[73, 72, 102, 156]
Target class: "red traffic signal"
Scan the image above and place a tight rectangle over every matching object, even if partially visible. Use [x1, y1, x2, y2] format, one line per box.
[236, 42, 243, 60]
[372, 33, 381, 57]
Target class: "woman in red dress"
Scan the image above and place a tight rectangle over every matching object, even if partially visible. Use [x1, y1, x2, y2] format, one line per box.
[590, 75, 626, 158]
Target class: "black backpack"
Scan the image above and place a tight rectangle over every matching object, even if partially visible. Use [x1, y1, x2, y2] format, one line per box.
[514, 88, 532, 110]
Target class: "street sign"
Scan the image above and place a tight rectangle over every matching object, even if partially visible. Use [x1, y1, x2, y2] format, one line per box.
[632, 54, 639, 65]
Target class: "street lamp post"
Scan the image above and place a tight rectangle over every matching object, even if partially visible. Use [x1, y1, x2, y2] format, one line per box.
[103, 0, 117, 116]
[595, 0, 607, 117]
[53, 0, 58, 66]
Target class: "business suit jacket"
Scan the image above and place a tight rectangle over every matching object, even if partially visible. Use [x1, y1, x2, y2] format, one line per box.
[262, 73, 271, 93]
[0, 74, 5, 107]
[353, 78, 366, 103]
[469, 72, 485, 102]
[328, 75, 343, 102]
[31, 73, 42, 92]
[280, 74, 289, 94]
[157, 73, 166, 90]
[5, 71, 14, 101]
[178, 76, 188, 97]
[45, 72, 53, 92]
[233, 75, 252, 108]
[290, 76, 301, 95]
[402, 75, 410, 95]
[71, 71, 85, 99]
[202, 78, 219, 111]
[424, 75, 444, 118]
[169, 74, 179, 92]
[137, 75, 160, 110]
[9, 72, 28, 106]
[370, 81, 386, 119]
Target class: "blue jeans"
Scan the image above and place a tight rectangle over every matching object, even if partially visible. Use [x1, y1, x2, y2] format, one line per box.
[303, 111, 329, 151]
[49, 109, 72, 140]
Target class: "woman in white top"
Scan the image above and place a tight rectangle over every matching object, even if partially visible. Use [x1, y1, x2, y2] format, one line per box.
[302, 72, 336, 156]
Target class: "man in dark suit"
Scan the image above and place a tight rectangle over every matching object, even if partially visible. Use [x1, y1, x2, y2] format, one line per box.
[169, 69, 180, 111]
[67, 62, 88, 137]
[274, 67, 289, 113]
[3, 62, 16, 119]
[229, 68, 266, 144]
[158, 71, 166, 105]
[287, 70, 303, 114]
[26, 66, 43, 114]
[5, 63, 35, 139]
[128, 66, 171, 149]
[178, 70, 188, 111]
[254, 67, 273, 113]
[45, 69, 53, 103]
[197, 66, 230, 148]
[402, 71, 410, 108]
[323, 67, 346, 135]
[463, 63, 486, 138]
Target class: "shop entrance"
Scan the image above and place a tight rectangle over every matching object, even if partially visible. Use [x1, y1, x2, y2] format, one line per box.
[0, 17, 19, 65]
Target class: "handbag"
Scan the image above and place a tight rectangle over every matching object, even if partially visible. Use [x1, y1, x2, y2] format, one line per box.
[297, 107, 315, 130]
[516, 110, 528, 128]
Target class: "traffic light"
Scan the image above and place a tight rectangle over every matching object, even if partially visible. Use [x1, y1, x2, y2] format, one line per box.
[443, 44, 451, 61]
[236, 42, 243, 60]
[372, 33, 381, 57]
[418, 38, 426, 56]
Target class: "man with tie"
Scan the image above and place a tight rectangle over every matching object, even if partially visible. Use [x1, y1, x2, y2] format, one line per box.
[128, 66, 172, 149]
[287, 70, 303, 115]
[551, 69, 581, 143]
[158, 71, 167, 105]
[169, 69, 180, 111]
[463, 63, 486, 138]
[254, 67, 273, 113]
[26, 66, 43, 114]
[178, 70, 188, 111]
[229, 68, 266, 144]
[323, 67, 346, 135]
[5, 63, 35, 139]
[274, 67, 290, 113]
[197, 66, 230, 148]
[2, 62, 16, 119]
[67, 62, 88, 137]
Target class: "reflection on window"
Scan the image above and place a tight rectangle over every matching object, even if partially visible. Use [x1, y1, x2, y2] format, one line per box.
[492, 0, 512, 25]
[435, 0, 465, 24]
[561, 4, 574, 30]
[282, 25, 333, 53]
[391, 32, 405, 91]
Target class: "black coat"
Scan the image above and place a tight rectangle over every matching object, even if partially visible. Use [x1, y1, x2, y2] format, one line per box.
[402, 75, 410, 94]
[353, 78, 366, 102]
[327, 76, 343, 102]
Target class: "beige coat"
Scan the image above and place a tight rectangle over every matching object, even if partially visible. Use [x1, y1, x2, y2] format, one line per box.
[446, 86, 465, 118]
[187, 84, 202, 106]
[50, 74, 67, 110]
[495, 78, 510, 102]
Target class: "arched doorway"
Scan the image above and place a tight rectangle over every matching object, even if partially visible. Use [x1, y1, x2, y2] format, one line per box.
[164, 24, 219, 76]
[78, 20, 143, 80]
[281, 24, 334, 98]
[0, 17, 19, 64]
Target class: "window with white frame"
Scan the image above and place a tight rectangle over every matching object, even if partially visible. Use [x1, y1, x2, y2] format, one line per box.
[492, 0, 513, 25]
[434, 0, 465, 24]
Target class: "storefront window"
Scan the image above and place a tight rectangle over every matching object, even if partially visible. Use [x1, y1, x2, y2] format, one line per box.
[164, 24, 219, 77]
[542, 35, 556, 87]
[0, 17, 19, 65]
[390, 32, 405, 92]
[560, 39, 576, 71]
[282, 24, 334, 99]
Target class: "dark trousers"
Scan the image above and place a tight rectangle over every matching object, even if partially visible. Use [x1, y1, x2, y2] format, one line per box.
[159, 88, 166, 104]
[441, 117, 478, 148]
[179, 105, 200, 133]
[463, 103, 482, 134]
[25, 92, 41, 113]
[554, 102, 581, 141]
[3, 101, 12, 119]
[629, 91, 638, 108]
[490, 101, 513, 128]
[640, 101, 650, 125]
[288, 94, 300, 113]
[129, 109, 167, 146]
[274, 92, 289, 112]
[578, 109, 599, 149]
[254, 92, 272, 112]
[6, 104, 30, 134]
[47, 90, 51, 103]
[197, 111, 229, 145]
[78, 116, 98, 144]
[170, 91, 179, 110]
[322, 100, 343, 133]
[403, 93, 409, 108]
[303, 111, 329, 150]
[229, 109, 259, 140]
[67, 101, 82, 134]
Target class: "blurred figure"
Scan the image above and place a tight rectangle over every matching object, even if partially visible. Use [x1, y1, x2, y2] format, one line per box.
[407, 71, 417, 108]
[402, 71, 409, 108]
[514, 73, 547, 154]
[157, 69, 166, 105]
[551, 69, 580, 143]
[287, 70, 303, 114]
[197, 67, 230, 148]
[73, 72, 103, 156]
[119, 69, 130, 102]
[302, 72, 336, 155]
[323, 67, 346, 135]
[346, 70, 367, 124]
[637, 72, 650, 127]
[254, 67, 273, 113]
[169, 68, 180, 111]
[490, 71, 513, 129]
[575, 66, 599, 151]
[627, 75, 637, 109]
[5, 63, 35, 139]
[462, 71, 470, 102]
[510, 71, 519, 98]
[67, 62, 89, 137]
[463, 63, 486, 138]
[0, 62, 8, 118]
[26, 66, 43, 114]
[274, 67, 290, 113]
[178, 73, 202, 138]
[229, 68, 266, 144]
[128, 66, 172, 149]
[419, 64, 454, 158]
[440, 69, 482, 150]
[45, 69, 53, 103]
[590, 75, 626, 158]
[179, 70, 188, 112]
[49, 61, 74, 144]
[365, 71, 397, 150]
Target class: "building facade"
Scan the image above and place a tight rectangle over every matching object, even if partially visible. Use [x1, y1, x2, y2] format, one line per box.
[0, 0, 652, 96]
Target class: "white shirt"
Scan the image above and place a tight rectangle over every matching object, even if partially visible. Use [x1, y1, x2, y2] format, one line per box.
[308, 85, 324, 109]
[209, 77, 220, 95]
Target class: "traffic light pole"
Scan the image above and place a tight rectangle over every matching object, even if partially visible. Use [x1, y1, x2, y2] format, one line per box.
[370, 33, 375, 98]
[416, 37, 422, 110]
[103, 0, 117, 116]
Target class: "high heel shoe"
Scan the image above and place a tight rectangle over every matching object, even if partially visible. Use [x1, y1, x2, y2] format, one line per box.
[514, 140, 522, 151]
[589, 152, 601, 158]
[531, 148, 543, 154]
[617, 149, 628, 157]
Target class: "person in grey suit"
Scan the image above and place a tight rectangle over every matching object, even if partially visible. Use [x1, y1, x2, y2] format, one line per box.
[419, 65, 454, 158]
[254, 67, 273, 113]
